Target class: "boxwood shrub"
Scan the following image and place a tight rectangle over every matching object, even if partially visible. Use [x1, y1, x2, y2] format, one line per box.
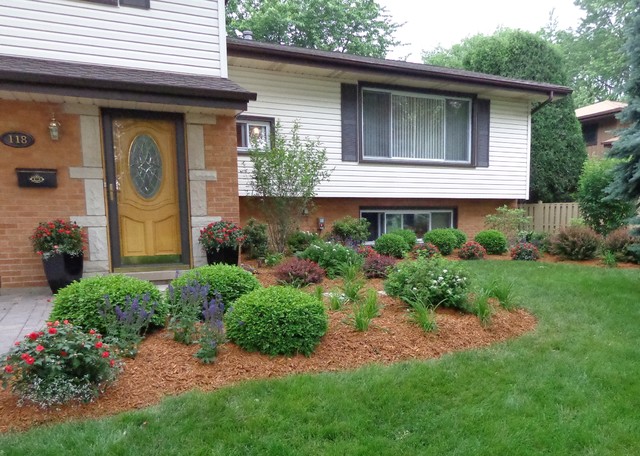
[474, 229, 508, 255]
[225, 286, 328, 356]
[374, 233, 410, 258]
[448, 228, 468, 248]
[422, 229, 457, 256]
[50, 274, 166, 334]
[167, 264, 260, 311]
[389, 229, 418, 249]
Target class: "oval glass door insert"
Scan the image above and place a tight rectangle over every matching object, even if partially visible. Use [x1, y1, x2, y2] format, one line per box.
[129, 134, 163, 199]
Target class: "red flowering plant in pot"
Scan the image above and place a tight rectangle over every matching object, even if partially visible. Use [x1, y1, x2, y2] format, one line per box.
[1, 320, 121, 408]
[198, 220, 247, 265]
[30, 219, 87, 293]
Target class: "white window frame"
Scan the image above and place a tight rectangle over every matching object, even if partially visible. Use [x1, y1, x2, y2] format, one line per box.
[236, 118, 273, 152]
[360, 209, 455, 240]
[361, 87, 473, 164]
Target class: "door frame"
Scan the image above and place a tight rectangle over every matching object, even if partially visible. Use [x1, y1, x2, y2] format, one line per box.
[102, 109, 190, 270]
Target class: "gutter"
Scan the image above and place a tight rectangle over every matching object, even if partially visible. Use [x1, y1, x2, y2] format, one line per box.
[531, 91, 554, 114]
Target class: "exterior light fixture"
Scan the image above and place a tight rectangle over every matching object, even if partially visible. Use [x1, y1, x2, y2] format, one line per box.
[48, 114, 61, 141]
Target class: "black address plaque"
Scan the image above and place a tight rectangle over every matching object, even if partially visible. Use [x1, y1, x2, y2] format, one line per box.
[1, 131, 35, 148]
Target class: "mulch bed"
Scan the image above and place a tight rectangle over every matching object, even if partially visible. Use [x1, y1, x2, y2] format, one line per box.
[2, 252, 636, 434]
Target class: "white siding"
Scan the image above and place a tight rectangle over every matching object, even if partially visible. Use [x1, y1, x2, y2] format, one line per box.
[0, 0, 224, 76]
[231, 66, 532, 200]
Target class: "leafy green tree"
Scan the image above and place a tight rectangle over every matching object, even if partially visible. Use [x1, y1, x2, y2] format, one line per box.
[247, 121, 332, 253]
[542, 0, 635, 106]
[226, 0, 400, 58]
[424, 30, 586, 202]
[577, 159, 635, 235]
[607, 2, 640, 234]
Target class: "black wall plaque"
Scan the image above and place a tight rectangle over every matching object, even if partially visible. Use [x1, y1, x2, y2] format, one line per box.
[1, 132, 35, 148]
[16, 168, 57, 188]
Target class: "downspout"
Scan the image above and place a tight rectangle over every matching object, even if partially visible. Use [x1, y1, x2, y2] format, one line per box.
[530, 91, 554, 115]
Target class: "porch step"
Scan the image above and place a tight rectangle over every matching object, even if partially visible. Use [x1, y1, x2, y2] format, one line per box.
[119, 269, 187, 285]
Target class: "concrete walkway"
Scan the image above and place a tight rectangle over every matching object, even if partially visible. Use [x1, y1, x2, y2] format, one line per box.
[0, 292, 53, 356]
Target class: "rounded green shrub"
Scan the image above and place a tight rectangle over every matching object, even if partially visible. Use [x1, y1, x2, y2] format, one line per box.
[389, 229, 418, 248]
[474, 229, 508, 255]
[225, 286, 328, 356]
[167, 264, 261, 311]
[299, 241, 362, 278]
[374, 233, 410, 258]
[331, 216, 371, 244]
[287, 231, 320, 254]
[384, 258, 470, 310]
[448, 228, 467, 248]
[50, 274, 166, 334]
[422, 229, 458, 256]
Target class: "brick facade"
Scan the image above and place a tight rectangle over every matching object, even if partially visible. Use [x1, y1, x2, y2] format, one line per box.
[240, 197, 515, 241]
[204, 117, 240, 223]
[0, 100, 86, 289]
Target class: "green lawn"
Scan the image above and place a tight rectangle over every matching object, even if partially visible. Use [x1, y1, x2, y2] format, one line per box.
[2, 261, 639, 455]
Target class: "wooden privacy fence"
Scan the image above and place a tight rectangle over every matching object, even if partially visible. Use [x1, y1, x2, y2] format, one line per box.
[518, 201, 581, 234]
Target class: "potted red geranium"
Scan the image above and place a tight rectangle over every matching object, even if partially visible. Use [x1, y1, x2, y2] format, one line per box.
[30, 219, 86, 293]
[198, 220, 246, 265]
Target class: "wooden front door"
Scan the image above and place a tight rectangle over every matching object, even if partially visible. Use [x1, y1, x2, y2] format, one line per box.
[104, 111, 189, 269]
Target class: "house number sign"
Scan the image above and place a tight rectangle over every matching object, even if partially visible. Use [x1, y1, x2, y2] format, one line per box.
[1, 131, 35, 148]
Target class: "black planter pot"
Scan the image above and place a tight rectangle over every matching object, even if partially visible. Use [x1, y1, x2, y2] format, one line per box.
[42, 253, 83, 294]
[206, 247, 239, 266]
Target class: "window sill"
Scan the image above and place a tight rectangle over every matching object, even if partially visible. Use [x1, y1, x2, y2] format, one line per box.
[360, 158, 475, 168]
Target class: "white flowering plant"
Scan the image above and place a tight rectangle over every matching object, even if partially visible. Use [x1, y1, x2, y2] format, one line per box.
[384, 257, 470, 310]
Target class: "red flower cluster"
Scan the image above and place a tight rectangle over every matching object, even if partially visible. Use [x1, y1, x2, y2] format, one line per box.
[198, 220, 247, 252]
[30, 219, 86, 258]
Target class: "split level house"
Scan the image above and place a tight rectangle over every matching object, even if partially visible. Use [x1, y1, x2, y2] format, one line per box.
[575, 100, 627, 158]
[0, 0, 571, 291]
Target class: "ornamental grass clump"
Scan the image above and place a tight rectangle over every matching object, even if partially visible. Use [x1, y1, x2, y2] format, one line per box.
[1, 321, 120, 408]
[274, 257, 325, 287]
[30, 219, 86, 259]
[98, 294, 157, 358]
[384, 258, 470, 310]
[458, 241, 487, 260]
[225, 286, 328, 356]
[198, 220, 246, 253]
[510, 242, 541, 261]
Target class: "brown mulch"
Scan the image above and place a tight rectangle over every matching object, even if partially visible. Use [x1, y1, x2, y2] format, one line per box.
[0, 263, 541, 434]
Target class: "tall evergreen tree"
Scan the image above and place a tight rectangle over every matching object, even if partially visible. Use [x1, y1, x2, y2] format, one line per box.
[607, 3, 640, 233]
[425, 30, 587, 202]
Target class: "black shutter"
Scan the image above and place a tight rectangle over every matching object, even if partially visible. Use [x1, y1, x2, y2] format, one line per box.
[120, 0, 150, 8]
[475, 98, 490, 167]
[341, 84, 359, 162]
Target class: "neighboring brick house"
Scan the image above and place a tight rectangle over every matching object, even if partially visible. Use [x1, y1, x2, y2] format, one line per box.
[575, 100, 627, 158]
[0, 0, 571, 291]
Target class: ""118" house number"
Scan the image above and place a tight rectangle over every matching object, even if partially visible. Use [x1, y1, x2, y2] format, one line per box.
[1, 131, 35, 148]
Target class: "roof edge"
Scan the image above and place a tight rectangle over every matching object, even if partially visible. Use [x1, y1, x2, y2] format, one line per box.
[227, 38, 572, 96]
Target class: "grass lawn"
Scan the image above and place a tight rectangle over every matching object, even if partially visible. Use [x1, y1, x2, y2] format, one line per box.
[1, 261, 639, 455]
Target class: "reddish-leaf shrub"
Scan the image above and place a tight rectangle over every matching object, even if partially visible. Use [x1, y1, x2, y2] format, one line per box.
[363, 253, 397, 278]
[274, 258, 325, 287]
[413, 242, 440, 259]
[510, 242, 540, 261]
[458, 241, 487, 260]
[550, 226, 601, 260]
[356, 245, 376, 258]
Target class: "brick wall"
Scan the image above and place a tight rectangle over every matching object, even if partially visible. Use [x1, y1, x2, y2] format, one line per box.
[240, 197, 515, 240]
[204, 117, 240, 223]
[0, 100, 86, 289]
